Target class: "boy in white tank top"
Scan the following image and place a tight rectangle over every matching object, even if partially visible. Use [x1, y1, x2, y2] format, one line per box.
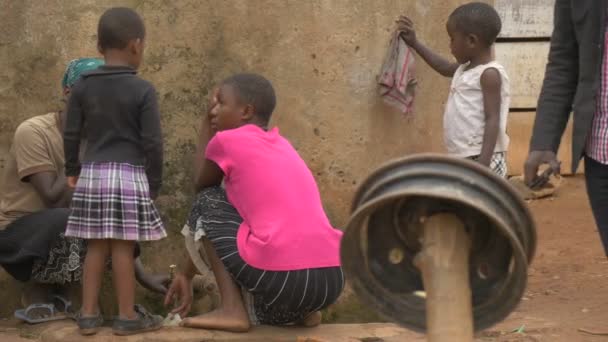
[397, 2, 510, 177]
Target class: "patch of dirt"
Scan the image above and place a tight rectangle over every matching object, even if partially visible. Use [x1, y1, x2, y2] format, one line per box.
[0, 319, 41, 341]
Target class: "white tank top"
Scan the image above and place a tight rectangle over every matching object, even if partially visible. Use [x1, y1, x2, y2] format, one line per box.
[443, 61, 510, 157]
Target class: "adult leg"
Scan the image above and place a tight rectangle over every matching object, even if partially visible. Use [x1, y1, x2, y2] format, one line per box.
[0, 208, 70, 282]
[33, 233, 86, 314]
[111, 240, 137, 319]
[256, 266, 345, 326]
[181, 187, 249, 331]
[181, 238, 250, 332]
[576, 157, 608, 334]
[57, 281, 82, 311]
[181, 187, 344, 329]
[0, 209, 81, 318]
[81, 239, 110, 316]
[585, 157, 608, 256]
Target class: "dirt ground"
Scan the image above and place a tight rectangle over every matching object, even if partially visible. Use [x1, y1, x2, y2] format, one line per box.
[478, 175, 608, 341]
[2, 175, 608, 342]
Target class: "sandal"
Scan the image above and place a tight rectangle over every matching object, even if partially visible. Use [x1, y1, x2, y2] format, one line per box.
[14, 303, 68, 324]
[112, 304, 163, 336]
[50, 295, 76, 319]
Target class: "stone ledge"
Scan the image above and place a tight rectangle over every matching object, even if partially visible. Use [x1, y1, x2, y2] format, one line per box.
[38, 322, 420, 342]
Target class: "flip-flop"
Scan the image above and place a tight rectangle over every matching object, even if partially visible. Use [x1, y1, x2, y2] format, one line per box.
[14, 303, 68, 324]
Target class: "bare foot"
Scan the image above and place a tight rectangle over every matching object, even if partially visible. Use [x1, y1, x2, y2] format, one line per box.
[180, 308, 250, 332]
[297, 311, 322, 327]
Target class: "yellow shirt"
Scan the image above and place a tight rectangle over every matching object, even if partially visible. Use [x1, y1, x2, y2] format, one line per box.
[0, 113, 64, 229]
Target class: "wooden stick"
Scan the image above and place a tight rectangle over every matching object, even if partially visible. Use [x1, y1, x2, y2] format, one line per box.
[414, 213, 474, 342]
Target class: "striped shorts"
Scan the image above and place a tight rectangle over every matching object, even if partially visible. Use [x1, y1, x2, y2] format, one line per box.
[65, 162, 166, 241]
[183, 186, 344, 325]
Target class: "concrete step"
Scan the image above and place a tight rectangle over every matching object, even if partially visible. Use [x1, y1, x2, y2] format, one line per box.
[36, 322, 420, 342]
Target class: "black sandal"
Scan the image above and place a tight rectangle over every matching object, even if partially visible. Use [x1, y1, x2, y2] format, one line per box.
[112, 304, 163, 336]
[75, 311, 104, 336]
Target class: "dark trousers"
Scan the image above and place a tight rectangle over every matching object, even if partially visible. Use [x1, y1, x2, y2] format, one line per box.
[585, 156, 608, 255]
[0, 209, 70, 281]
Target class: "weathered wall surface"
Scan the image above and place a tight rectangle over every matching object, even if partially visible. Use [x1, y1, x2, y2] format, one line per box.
[0, 0, 475, 318]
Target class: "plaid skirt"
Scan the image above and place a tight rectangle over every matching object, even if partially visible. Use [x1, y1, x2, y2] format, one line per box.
[65, 162, 166, 241]
[467, 152, 508, 178]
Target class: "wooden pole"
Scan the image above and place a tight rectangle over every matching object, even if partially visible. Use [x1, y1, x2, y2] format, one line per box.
[414, 213, 474, 342]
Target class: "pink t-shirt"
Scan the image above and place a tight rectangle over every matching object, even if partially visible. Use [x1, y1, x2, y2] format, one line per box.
[205, 124, 343, 271]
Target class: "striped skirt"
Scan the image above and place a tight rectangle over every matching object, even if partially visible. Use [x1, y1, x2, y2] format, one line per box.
[65, 162, 166, 241]
[183, 186, 344, 325]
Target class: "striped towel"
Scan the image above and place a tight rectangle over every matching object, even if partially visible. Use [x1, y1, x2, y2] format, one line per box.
[378, 31, 417, 115]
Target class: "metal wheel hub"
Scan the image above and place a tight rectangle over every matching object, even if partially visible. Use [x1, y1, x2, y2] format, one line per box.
[341, 154, 536, 332]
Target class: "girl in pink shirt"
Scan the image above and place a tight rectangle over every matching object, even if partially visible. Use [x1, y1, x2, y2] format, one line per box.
[165, 74, 344, 332]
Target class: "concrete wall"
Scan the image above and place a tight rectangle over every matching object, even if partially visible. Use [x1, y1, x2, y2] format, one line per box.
[0, 0, 475, 318]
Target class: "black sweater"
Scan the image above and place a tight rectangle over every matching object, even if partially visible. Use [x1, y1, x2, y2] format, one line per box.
[64, 65, 163, 195]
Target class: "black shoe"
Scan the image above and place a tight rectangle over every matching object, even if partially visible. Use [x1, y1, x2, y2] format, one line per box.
[76, 312, 104, 336]
[112, 304, 163, 336]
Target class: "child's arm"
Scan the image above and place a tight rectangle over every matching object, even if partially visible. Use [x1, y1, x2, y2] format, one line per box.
[194, 89, 223, 191]
[63, 82, 84, 181]
[397, 16, 459, 77]
[478, 68, 502, 167]
[134, 257, 170, 294]
[140, 86, 164, 199]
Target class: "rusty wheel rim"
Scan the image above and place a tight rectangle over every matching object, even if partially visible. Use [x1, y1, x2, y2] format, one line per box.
[341, 154, 535, 332]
